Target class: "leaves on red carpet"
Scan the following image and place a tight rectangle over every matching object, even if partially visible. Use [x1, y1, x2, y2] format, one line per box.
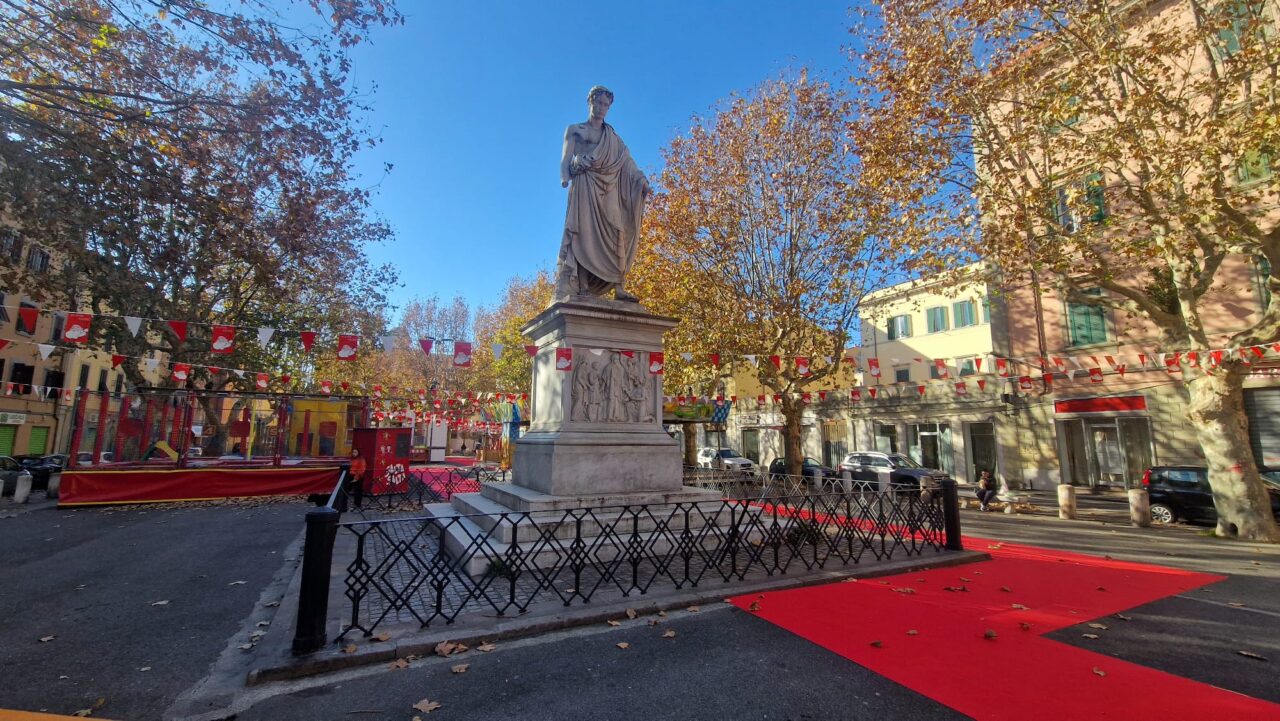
[870, 640, 883, 648]
[1082, 634, 1099, 639]
[984, 629, 998, 640]
[1092, 667, 1107, 677]
[1237, 651, 1268, 662]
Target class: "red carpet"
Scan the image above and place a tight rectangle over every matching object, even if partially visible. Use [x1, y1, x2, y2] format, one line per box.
[731, 539, 1280, 721]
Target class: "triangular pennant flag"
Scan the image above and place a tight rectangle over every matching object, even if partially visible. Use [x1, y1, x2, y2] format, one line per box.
[1209, 350, 1224, 367]
[211, 325, 235, 354]
[934, 359, 949, 379]
[768, 355, 781, 370]
[1104, 355, 1117, 369]
[1018, 375, 1033, 392]
[795, 357, 811, 376]
[378, 334, 395, 350]
[1251, 345, 1266, 358]
[453, 341, 472, 367]
[744, 354, 757, 366]
[974, 357, 983, 372]
[620, 350, 635, 358]
[0, 339, 8, 351]
[1138, 353, 1148, 367]
[319, 380, 333, 395]
[36, 343, 54, 360]
[1166, 352, 1182, 372]
[1042, 372, 1054, 389]
[648, 351, 665, 375]
[167, 320, 188, 344]
[1238, 347, 1253, 365]
[868, 387, 878, 399]
[17, 305, 38, 332]
[589, 348, 605, 356]
[1116, 364, 1127, 377]
[419, 338, 435, 355]
[299, 331, 317, 353]
[124, 316, 143, 337]
[756, 394, 766, 406]
[492, 344, 504, 361]
[801, 392, 812, 403]
[524, 344, 537, 357]
[916, 384, 926, 396]
[111, 354, 125, 369]
[977, 378, 987, 391]
[64, 312, 91, 343]
[1185, 351, 1199, 367]
[818, 391, 827, 402]
[709, 353, 721, 368]
[336, 334, 358, 360]
[233, 369, 245, 378]
[772, 394, 783, 404]
[258, 327, 275, 346]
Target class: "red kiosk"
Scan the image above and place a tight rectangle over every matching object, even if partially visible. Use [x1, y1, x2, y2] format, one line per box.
[351, 426, 413, 494]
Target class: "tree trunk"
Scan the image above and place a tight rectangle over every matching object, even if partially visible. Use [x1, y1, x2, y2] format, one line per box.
[1185, 365, 1280, 542]
[781, 396, 804, 478]
[683, 424, 697, 466]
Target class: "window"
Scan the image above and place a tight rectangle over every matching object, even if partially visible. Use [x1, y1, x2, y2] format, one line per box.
[981, 296, 991, 323]
[114, 374, 124, 393]
[894, 366, 911, 383]
[0, 230, 22, 264]
[1218, 1, 1271, 57]
[1067, 289, 1108, 346]
[1236, 149, 1273, 184]
[1084, 172, 1106, 222]
[10, 362, 34, 387]
[16, 300, 37, 335]
[887, 314, 912, 340]
[0, 292, 8, 324]
[50, 312, 64, 343]
[43, 369, 64, 393]
[1255, 256, 1273, 307]
[930, 363, 944, 380]
[1051, 186, 1077, 233]
[97, 368, 108, 392]
[953, 300, 977, 328]
[957, 357, 977, 376]
[77, 364, 90, 389]
[926, 307, 949, 333]
[1050, 172, 1106, 232]
[25, 247, 50, 273]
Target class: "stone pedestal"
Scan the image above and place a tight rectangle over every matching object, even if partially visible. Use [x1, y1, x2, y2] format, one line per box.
[426, 298, 725, 575]
[1128, 488, 1151, 527]
[1057, 484, 1077, 520]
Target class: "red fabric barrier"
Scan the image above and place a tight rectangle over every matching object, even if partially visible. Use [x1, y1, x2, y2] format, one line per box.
[59, 466, 341, 506]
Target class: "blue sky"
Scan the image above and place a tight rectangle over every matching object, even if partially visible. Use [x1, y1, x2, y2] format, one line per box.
[345, 1, 854, 318]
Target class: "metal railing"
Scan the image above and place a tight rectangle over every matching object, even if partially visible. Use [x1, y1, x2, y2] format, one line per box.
[289, 470, 963, 652]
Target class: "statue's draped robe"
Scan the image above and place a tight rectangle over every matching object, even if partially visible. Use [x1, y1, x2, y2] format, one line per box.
[559, 123, 647, 295]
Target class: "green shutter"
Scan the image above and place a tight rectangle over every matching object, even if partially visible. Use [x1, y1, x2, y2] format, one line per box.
[1085, 172, 1106, 222]
[927, 307, 948, 333]
[27, 426, 48, 455]
[0, 425, 15, 457]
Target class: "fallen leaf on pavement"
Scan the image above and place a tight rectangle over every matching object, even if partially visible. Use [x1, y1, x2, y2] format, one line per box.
[139, 667, 151, 672]
[151, 600, 170, 606]
[1082, 633, 1099, 639]
[1227, 602, 1246, 608]
[870, 640, 883, 648]
[388, 658, 409, 670]
[1237, 651, 1268, 661]
[906, 629, 919, 636]
[943, 585, 969, 592]
[1000, 586, 1012, 593]
[625, 608, 638, 619]
[1011, 604, 1029, 610]
[476, 643, 496, 652]
[256, 621, 270, 627]
[263, 601, 280, 608]
[662, 630, 676, 639]
[1116, 614, 1132, 621]
[892, 587, 916, 594]
[39, 635, 55, 643]
[959, 577, 972, 582]
[71, 697, 106, 717]
[434, 641, 466, 656]
[1019, 622, 1032, 631]
[748, 601, 761, 612]
[412, 698, 442, 714]
[647, 619, 660, 626]
[658, 611, 667, 617]
[238, 643, 253, 650]
[451, 663, 470, 673]
[616, 642, 630, 649]
[606, 620, 622, 627]
[1088, 623, 1108, 630]
[342, 644, 358, 654]
[1093, 667, 1107, 677]
[1097, 586, 1107, 592]
[686, 605, 700, 612]
[373, 631, 392, 642]
[984, 629, 998, 640]
[228, 580, 247, 586]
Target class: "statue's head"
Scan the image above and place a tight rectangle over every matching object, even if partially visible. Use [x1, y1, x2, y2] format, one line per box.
[587, 85, 614, 119]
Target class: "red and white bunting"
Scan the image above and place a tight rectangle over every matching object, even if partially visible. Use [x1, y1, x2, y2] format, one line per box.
[299, 331, 317, 353]
[555, 348, 573, 372]
[211, 325, 235, 354]
[64, 312, 91, 343]
[649, 351, 665, 375]
[453, 341, 473, 367]
[336, 334, 358, 361]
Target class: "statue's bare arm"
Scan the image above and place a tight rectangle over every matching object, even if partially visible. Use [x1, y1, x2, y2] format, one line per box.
[560, 124, 579, 188]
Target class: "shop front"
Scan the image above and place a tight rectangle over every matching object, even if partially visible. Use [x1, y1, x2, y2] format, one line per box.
[1053, 395, 1153, 489]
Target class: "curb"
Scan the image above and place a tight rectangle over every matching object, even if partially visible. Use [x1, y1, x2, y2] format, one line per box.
[247, 548, 989, 685]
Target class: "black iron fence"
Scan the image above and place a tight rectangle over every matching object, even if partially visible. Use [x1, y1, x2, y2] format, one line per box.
[291, 469, 963, 653]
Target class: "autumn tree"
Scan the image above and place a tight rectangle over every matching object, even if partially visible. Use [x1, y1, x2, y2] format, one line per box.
[633, 74, 920, 478]
[472, 270, 555, 393]
[853, 0, 1280, 540]
[0, 0, 402, 406]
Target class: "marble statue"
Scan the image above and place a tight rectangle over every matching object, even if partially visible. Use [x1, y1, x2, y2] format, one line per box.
[556, 85, 651, 302]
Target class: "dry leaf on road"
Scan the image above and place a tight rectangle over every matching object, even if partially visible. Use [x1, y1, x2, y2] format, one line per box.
[72, 697, 106, 717]
[662, 630, 676, 639]
[476, 643, 496, 652]
[151, 600, 170, 606]
[616, 642, 630, 649]
[625, 608, 638, 619]
[1227, 602, 1246, 608]
[870, 640, 883, 648]
[388, 659, 409, 670]
[983, 629, 998, 640]
[434, 640, 466, 656]
[412, 698, 443, 714]
[748, 601, 761, 612]
[1088, 623, 1108, 630]
[1116, 614, 1132, 621]
[1000, 586, 1012, 593]
[228, 580, 247, 586]
[1019, 622, 1032, 631]
[1082, 633, 1099, 639]
[1011, 604, 1029, 610]
[606, 620, 621, 627]
[1237, 651, 1268, 661]
[342, 644, 357, 654]
[686, 605, 700, 612]
[373, 631, 392, 642]
[451, 663, 470, 673]
[1093, 667, 1107, 677]
[38, 635, 55, 643]
[906, 629, 919, 636]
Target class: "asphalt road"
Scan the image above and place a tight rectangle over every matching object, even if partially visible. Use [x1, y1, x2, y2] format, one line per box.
[0, 498, 308, 720]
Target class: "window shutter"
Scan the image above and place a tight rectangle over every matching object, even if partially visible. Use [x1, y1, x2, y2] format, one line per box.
[1086, 172, 1106, 222]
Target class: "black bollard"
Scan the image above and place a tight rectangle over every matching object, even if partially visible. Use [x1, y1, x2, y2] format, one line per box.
[940, 479, 964, 551]
[291, 505, 340, 655]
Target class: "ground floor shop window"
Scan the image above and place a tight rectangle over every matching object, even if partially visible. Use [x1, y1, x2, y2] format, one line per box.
[741, 428, 760, 464]
[908, 422, 952, 474]
[1244, 388, 1280, 468]
[821, 420, 848, 468]
[1057, 416, 1152, 489]
[875, 423, 898, 454]
[967, 422, 996, 483]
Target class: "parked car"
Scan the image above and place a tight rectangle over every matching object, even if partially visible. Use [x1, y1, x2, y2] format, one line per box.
[1142, 466, 1280, 525]
[696, 448, 757, 475]
[13, 454, 65, 491]
[768, 457, 836, 481]
[0, 455, 26, 496]
[838, 452, 951, 491]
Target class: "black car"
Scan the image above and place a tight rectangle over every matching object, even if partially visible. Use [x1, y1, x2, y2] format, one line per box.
[14, 454, 65, 491]
[768, 457, 836, 481]
[838, 452, 950, 491]
[1142, 466, 1280, 525]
